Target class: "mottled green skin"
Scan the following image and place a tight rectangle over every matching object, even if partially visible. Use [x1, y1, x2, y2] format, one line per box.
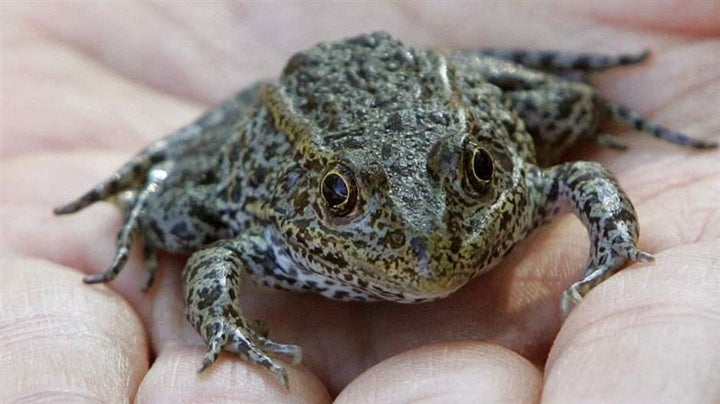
[55, 32, 716, 388]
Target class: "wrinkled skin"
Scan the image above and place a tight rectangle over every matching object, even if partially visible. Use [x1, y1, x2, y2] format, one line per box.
[2, 2, 719, 403]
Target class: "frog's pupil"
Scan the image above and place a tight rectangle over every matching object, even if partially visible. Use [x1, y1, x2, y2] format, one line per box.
[463, 146, 493, 195]
[472, 148, 493, 182]
[323, 172, 349, 207]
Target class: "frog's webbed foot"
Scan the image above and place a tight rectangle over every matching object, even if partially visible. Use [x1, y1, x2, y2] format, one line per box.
[603, 100, 718, 149]
[54, 100, 248, 287]
[60, 164, 171, 290]
[198, 315, 301, 388]
[561, 245, 654, 316]
[184, 242, 301, 389]
[535, 162, 655, 316]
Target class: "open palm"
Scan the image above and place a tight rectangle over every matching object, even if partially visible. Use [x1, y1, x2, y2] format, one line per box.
[2, 3, 718, 403]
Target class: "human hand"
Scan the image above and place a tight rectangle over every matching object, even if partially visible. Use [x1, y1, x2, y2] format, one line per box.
[2, 2, 718, 402]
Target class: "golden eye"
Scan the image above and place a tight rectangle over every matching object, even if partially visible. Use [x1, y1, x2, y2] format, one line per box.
[320, 164, 357, 216]
[464, 146, 494, 193]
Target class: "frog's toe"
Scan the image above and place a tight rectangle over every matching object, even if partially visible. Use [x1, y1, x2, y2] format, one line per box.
[258, 337, 303, 365]
[626, 247, 654, 263]
[199, 329, 227, 372]
[560, 286, 583, 317]
[243, 342, 291, 389]
[562, 245, 654, 316]
[198, 317, 295, 388]
[140, 243, 159, 291]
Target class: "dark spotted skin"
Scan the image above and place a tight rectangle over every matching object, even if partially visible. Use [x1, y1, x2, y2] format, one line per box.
[55, 32, 716, 388]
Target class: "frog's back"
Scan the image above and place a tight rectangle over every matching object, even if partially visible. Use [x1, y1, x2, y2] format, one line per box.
[274, 32, 528, 230]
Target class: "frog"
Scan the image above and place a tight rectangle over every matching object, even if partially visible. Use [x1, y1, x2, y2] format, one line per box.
[54, 32, 717, 388]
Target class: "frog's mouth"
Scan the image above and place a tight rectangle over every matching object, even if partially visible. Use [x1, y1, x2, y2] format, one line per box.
[306, 231, 464, 302]
[327, 253, 459, 302]
[273, 220, 476, 302]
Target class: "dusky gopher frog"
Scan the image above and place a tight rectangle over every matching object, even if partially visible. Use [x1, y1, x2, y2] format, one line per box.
[55, 32, 717, 387]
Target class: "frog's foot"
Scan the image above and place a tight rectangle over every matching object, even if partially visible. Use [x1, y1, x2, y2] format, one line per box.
[80, 166, 170, 289]
[561, 246, 654, 316]
[183, 241, 302, 388]
[603, 100, 718, 149]
[84, 236, 160, 292]
[198, 316, 301, 389]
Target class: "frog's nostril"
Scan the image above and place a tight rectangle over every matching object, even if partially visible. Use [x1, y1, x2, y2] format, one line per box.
[409, 235, 430, 275]
[409, 235, 426, 254]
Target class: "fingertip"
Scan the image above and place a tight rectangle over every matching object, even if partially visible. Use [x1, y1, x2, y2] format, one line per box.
[336, 342, 542, 404]
[0, 257, 148, 402]
[137, 347, 331, 403]
[544, 242, 720, 403]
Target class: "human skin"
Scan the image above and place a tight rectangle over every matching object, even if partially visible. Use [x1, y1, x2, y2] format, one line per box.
[1, 2, 719, 403]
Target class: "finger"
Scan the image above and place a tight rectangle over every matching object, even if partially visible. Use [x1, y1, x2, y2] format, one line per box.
[0, 257, 148, 402]
[632, 152, 720, 250]
[135, 345, 331, 403]
[336, 342, 541, 403]
[543, 241, 720, 402]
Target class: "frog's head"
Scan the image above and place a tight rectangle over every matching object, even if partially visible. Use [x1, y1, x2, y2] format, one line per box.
[264, 33, 532, 302]
[264, 83, 531, 302]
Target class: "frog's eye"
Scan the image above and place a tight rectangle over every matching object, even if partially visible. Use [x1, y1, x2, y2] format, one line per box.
[464, 146, 494, 193]
[320, 164, 358, 216]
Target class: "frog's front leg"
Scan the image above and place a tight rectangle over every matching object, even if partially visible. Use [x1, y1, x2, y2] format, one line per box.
[183, 236, 302, 388]
[530, 162, 654, 315]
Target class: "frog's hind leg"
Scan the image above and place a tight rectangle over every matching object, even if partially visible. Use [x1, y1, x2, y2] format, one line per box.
[471, 49, 718, 149]
[602, 100, 718, 149]
[477, 49, 649, 72]
[53, 145, 172, 286]
[54, 84, 261, 215]
[497, 81, 601, 165]
[82, 163, 172, 285]
[54, 112, 228, 215]
[53, 146, 169, 215]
